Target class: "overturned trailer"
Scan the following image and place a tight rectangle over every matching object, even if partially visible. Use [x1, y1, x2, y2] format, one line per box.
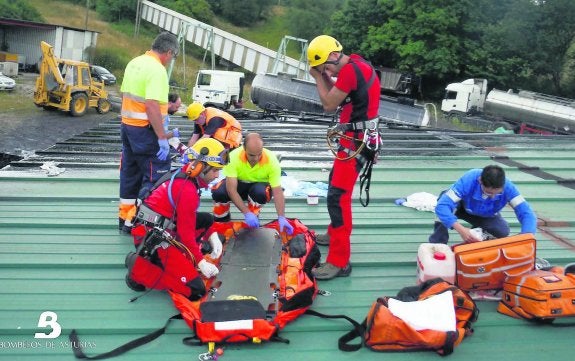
[250, 73, 429, 127]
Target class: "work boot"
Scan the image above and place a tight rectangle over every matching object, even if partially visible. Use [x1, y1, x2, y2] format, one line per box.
[313, 262, 352, 280]
[213, 202, 231, 222]
[125, 274, 146, 292]
[247, 201, 262, 216]
[315, 233, 330, 246]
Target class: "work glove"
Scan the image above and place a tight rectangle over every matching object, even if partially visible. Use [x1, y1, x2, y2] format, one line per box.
[172, 128, 180, 138]
[198, 259, 219, 278]
[156, 138, 170, 161]
[208, 232, 223, 259]
[244, 212, 260, 228]
[278, 216, 294, 235]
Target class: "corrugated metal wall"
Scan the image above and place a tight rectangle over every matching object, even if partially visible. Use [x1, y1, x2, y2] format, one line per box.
[1, 22, 97, 68]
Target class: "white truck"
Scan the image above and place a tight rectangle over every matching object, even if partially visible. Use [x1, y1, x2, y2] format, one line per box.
[441, 78, 575, 134]
[192, 70, 245, 110]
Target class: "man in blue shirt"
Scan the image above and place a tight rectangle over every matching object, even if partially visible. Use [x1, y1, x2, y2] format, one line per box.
[429, 165, 537, 244]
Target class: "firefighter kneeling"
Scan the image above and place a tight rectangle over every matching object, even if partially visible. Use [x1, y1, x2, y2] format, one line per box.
[125, 138, 228, 301]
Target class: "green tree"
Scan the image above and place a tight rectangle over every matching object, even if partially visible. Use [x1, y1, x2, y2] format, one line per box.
[220, 0, 274, 26]
[0, 0, 44, 22]
[328, 0, 382, 54]
[531, 0, 575, 95]
[363, 0, 469, 96]
[158, 0, 214, 24]
[96, 0, 138, 23]
[285, 0, 343, 41]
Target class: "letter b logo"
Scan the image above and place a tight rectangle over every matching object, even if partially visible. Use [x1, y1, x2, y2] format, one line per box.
[34, 311, 61, 339]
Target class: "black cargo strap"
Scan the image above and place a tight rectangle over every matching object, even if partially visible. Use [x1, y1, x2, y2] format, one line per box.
[358, 154, 375, 207]
[69, 314, 182, 359]
[303, 309, 365, 352]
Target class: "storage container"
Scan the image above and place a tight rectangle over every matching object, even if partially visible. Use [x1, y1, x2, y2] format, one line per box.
[417, 243, 456, 284]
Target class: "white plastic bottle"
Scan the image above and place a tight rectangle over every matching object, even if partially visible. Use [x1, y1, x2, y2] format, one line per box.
[416, 243, 456, 284]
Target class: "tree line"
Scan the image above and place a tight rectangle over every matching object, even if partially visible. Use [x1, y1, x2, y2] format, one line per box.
[4, 0, 575, 99]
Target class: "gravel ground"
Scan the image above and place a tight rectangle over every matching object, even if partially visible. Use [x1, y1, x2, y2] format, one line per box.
[0, 73, 121, 157]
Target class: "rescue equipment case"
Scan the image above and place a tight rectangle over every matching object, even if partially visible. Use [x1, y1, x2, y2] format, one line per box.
[498, 269, 575, 321]
[452, 233, 536, 291]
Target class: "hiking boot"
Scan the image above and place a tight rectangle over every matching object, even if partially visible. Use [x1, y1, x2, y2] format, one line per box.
[313, 262, 352, 280]
[125, 274, 146, 292]
[315, 233, 330, 246]
[120, 224, 133, 235]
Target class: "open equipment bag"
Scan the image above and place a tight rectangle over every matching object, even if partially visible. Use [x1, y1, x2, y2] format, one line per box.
[498, 266, 575, 322]
[452, 233, 536, 291]
[337, 278, 479, 355]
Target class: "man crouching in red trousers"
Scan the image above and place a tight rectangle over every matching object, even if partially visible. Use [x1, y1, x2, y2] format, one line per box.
[125, 138, 229, 300]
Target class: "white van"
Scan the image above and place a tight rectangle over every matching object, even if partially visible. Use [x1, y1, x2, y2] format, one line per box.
[192, 70, 245, 109]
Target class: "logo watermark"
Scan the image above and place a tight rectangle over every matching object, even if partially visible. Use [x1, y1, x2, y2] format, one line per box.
[1, 311, 96, 350]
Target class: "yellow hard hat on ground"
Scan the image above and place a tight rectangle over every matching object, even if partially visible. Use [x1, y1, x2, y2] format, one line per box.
[187, 102, 205, 121]
[307, 35, 343, 68]
[186, 138, 228, 168]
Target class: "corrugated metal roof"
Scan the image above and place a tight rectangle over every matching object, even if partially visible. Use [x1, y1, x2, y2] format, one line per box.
[1, 114, 574, 361]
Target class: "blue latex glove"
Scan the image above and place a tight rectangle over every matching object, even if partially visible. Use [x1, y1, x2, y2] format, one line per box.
[244, 212, 260, 228]
[278, 216, 294, 235]
[156, 139, 170, 161]
[172, 128, 180, 138]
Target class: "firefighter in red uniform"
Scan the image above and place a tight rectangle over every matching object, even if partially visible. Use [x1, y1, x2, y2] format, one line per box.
[125, 138, 228, 300]
[307, 35, 381, 280]
[186, 102, 243, 149]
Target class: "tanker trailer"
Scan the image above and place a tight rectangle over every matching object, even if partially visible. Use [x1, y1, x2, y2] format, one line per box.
[441, 79, 575, 134]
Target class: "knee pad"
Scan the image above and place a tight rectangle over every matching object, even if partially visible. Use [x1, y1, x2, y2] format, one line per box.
[186, 276, 206, 301]
[326, 186, 345, 227]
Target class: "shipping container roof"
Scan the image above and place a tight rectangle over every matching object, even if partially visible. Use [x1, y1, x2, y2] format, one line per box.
[1, 113, 574, 361]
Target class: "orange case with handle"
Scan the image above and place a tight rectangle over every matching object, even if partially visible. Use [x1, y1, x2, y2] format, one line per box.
[452, 233, 536, 291]
[498, 269, 575, 321]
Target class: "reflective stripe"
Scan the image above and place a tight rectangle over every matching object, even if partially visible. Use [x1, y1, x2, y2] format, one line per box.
[123, 93, 146, 102]
[509, 195, 525, 208]
[121, 109, 148, 120]
[445, 189, 461, 203]
[120, 198, 137, 205]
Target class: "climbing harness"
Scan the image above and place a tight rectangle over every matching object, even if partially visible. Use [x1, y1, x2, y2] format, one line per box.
[326, 114, 383, 207]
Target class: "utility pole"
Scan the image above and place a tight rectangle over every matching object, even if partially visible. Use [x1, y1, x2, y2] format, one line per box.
[135, 0, 142, 38]
[84, 0, 90, 30]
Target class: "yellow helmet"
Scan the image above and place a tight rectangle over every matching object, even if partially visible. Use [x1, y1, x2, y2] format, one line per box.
[307, 35, 343, 68]
[186, 102, 205, 121]
[186, 138, 228, 169]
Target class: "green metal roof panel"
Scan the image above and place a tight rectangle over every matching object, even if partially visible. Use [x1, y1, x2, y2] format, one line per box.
[1, 116, 574, 360]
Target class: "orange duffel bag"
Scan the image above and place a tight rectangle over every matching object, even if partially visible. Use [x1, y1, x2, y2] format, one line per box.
[498, 267, 575, 322]
[336, 278, 479, 355]
[452, 233, 536, 291]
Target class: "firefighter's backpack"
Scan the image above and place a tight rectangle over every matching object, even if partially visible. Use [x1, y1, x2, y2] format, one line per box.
[336, 278, 479, 355]
[69, 218, 320, 359]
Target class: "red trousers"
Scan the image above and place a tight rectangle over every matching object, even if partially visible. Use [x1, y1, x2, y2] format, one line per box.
[325, 152, 363, 268]
[129, 246, 205, 299]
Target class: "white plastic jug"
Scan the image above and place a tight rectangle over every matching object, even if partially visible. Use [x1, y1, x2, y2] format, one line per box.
[416, 243, 456, 284]
[306, 190, 319, 205]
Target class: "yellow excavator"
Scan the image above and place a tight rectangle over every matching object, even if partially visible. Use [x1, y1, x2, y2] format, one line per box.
[33, 41, 111, 116]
